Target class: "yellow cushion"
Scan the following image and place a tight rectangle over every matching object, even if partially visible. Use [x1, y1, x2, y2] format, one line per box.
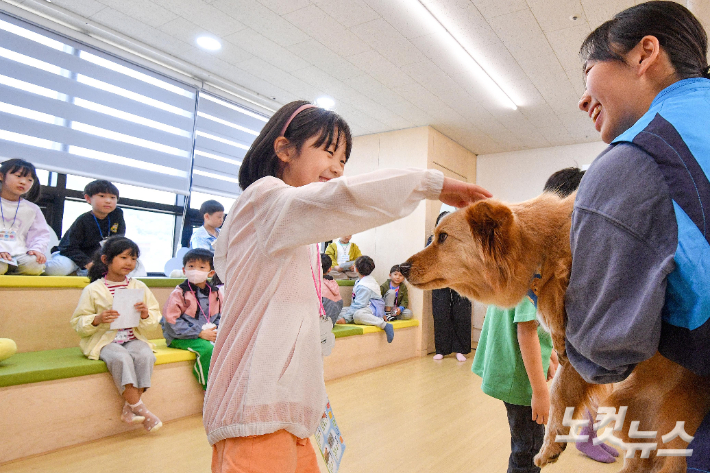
[0, 275, 89, 288]
[152, 339, 196, 365]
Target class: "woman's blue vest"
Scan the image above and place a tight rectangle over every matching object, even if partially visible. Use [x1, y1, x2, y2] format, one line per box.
[613, 78, 710, 376]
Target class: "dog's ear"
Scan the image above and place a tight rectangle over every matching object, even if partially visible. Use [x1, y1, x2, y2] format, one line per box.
[466, 201, 513, 259]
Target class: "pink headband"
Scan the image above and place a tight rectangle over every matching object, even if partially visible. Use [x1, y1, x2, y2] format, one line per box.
[280, 104, 317, 137]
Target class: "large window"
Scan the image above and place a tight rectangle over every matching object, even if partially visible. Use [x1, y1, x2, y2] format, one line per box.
[1, 12, 272, 275]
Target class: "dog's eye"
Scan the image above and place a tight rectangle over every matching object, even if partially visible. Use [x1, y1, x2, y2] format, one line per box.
[438, 232, 448, 244]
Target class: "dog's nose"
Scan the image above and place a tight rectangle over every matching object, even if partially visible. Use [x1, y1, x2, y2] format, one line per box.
[399, 262, 411, 278]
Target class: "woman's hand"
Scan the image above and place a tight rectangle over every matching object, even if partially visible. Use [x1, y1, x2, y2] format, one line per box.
[134, 302, 150, 319]
[439, 177, 492, 208]
[93, 309, 119, 326]
[26, 250, 46, 264]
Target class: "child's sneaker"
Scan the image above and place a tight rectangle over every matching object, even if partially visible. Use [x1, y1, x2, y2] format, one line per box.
[384, 311, 396, 322]
[121, 402, 145, 424]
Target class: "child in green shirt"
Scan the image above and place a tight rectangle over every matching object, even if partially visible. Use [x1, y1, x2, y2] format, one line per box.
[472, 296, 557, 473]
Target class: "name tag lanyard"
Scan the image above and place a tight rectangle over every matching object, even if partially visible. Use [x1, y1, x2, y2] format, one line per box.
[93, 214, 110, 240]
[0, 197, 21, 236]
[187, 282, 212, 324]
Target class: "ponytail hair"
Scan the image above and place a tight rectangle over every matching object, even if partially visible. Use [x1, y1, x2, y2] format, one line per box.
[88, 236, 140, 282]
[0, 159, 41, 202]
[581, 1, 708, 81]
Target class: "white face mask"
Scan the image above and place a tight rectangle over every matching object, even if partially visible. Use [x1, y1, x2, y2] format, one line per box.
[185, 269, 210, 285]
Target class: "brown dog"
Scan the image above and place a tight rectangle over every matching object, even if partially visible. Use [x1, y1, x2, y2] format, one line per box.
[401, 193, 710, 473]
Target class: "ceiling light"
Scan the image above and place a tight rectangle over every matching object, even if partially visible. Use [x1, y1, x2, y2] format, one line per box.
[196, 36, 222, 51]
[413, 1, 518, 111]
[315, 97, 335, 110]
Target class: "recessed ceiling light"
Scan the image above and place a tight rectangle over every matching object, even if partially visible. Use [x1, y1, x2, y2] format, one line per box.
[315, 97, 335, 110]
[196, 36, 221, 51]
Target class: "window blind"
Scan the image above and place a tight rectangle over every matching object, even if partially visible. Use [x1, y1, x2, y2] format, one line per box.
[192, 92, 268, 198]
[0, 12, 197, 195]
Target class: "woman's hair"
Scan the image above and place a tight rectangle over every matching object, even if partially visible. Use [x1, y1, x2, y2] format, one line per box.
[88, 236, 140, 282]
[238, 100, 353, 190]
[0, 159, 41, 202]
[580, 1, 709, 80]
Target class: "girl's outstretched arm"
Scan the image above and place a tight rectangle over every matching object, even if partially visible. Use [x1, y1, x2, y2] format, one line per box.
[232, 169, 490, 257]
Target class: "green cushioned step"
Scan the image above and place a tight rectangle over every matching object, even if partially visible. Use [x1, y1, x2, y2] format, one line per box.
[137, 278, 186, 287]
[332, 324, 364, 338]
[336, 279, 355, 286]
[0, 340, 195, 388]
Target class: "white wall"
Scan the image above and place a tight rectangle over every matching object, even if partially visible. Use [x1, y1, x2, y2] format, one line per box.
[476, 141, 608, 203]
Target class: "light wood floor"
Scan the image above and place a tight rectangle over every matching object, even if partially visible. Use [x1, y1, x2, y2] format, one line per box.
[1, 355, 621, 473]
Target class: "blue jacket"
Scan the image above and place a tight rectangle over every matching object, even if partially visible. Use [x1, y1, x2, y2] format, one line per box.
[566, 78, 710, 383]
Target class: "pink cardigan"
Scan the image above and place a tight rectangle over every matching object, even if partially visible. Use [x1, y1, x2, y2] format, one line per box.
[205, 168, 444, 444]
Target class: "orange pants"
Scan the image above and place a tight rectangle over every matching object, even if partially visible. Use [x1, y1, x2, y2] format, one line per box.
[212, 430, 320, 473]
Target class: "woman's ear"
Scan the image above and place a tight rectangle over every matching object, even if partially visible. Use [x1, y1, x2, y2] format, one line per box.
[274, 136, 293, 163]
[634, 35, 662, 76]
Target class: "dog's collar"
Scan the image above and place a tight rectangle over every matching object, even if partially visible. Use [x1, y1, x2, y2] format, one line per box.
[526, 271, 542, 308]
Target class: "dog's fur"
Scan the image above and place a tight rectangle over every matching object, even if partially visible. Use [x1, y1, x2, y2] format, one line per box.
[403, 194, 710, 473]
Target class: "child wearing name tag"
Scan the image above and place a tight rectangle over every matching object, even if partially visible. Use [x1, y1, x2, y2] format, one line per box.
[0, 159, 50, 275]
[162, 248, 222, 390]
[205, 100, 492, 473]
[70, 236, 163, 432]
[45, 179, 125, 276]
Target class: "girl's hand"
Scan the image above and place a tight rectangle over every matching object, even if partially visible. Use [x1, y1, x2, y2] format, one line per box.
[27, 250, 46, 264]
[134, 302, 149, 319]
[199, 328, 218, 342]
[0, 252, 12, 261]
[531, 389, 550, 425]
[439, 177, 492, 208]
[93, 309, 119, 326]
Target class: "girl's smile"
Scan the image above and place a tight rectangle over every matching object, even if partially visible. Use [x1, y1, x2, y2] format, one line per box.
[278, 134, 347, 187]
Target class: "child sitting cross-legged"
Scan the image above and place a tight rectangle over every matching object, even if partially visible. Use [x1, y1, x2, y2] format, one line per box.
[70, 236, 163, 432]
[380, 264, 413, 321]
[161, 248, 221, 391]
[338, 255, 394, 343]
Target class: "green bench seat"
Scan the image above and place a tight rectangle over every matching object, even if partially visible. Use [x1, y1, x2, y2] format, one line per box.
[0, 339, 194, 388]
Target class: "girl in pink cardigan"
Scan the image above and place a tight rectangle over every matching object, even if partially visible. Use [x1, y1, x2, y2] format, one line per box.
[205, 100, 492, 473]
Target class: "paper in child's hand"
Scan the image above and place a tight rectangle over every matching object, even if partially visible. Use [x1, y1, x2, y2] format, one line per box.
[111, 289, 145, 329]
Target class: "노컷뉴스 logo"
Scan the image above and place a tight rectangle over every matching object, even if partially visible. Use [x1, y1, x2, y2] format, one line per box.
[556, 406, 694, 458]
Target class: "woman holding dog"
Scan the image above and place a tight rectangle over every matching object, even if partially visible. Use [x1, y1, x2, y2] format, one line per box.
[568, 2, 710, 469]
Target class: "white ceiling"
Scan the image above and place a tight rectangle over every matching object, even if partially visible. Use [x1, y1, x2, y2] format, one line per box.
[3, 0, 708, 154]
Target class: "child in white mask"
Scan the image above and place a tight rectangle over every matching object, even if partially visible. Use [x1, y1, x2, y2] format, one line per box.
[161, 248, 222, 390]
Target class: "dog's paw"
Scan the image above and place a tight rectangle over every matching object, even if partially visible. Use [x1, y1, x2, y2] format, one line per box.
[533, 442, 566, 468]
